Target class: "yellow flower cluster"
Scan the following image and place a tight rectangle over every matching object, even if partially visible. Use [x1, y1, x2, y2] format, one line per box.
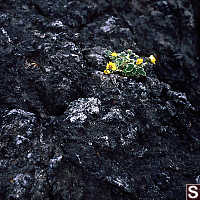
[104, 50, 156, 76]
[135, 55, 156, 65]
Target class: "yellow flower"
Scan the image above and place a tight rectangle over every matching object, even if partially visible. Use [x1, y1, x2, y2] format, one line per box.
[111, 52, 118, 57]
[149, 55, 156, 64]
[136, 58, 143, 65]
[104, 69, 111, 74]
[106, 62, 117, 71]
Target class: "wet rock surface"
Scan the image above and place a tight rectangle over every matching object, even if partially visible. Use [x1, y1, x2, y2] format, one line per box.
[0, 0, 200, 199]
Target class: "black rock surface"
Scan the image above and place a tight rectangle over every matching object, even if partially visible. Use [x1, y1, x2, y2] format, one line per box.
[0, 0, 200, 199]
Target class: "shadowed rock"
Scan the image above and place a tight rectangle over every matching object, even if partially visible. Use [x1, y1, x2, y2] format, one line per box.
[0, 0, 200, 200]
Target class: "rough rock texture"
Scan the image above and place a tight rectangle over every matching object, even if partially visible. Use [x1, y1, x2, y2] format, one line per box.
[0, 0, 200, 199]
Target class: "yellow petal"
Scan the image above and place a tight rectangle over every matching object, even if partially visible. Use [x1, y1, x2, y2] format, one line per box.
[104, 70, 111, 74]
[136, 58, 143, 65]
[149, 55, 156, 64]
[111, 52, 118, 57]
[111, 63, 117, 71]
[112, 66, 117, 71]
[106, 63, 110, 69]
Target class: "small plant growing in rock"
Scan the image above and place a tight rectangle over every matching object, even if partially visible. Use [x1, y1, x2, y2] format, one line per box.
[104, 49, 156, 77]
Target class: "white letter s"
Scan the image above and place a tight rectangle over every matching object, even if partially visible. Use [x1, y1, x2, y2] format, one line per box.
[188, 186, 199, 199]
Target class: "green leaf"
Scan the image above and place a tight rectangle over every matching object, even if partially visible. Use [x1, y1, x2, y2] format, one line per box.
[105, 50, 112, 56]
[124, 64, 135, 73]
[118, 59, 124, 66]
[136, 67, 146, 76]
[116, 59, 123, 67]
[109, 55, 116, 60]
[120, 52, 126, 57]
[127, 49, 133, 54]
[130, 68, 137, 76]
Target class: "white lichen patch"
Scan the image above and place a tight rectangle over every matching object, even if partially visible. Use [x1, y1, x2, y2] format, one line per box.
[102, 108, 123, 121]
[65, 97, 101, 123]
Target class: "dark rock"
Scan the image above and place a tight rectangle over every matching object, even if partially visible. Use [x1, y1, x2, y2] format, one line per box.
[0, 0, 200, 200]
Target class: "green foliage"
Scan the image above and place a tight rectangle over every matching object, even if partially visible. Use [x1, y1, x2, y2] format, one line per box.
[104, 49, 156, 77]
